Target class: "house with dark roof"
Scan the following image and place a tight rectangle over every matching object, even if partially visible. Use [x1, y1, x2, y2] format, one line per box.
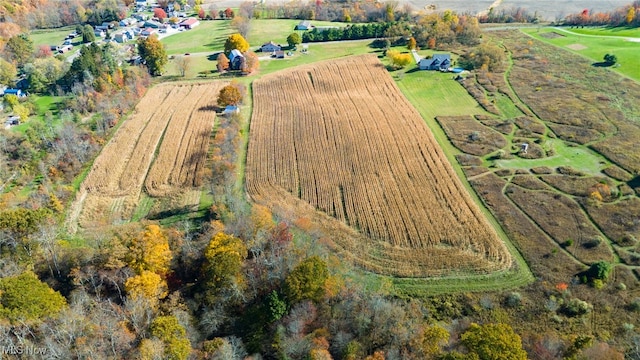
[419, 54, 451, 71]
[229, 49, 244, 70]
[261, 41, 281, 53]
[295, 20, 312, 30]
[2, 88, 25, 97]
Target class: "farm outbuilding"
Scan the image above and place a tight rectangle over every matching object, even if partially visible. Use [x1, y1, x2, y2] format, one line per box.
[179, 18, 200, 29]
[296, 21, 312, 30]
[419, 54, 451, 70]
[223, 105, 239, 115]
[229, 49, 244, 70]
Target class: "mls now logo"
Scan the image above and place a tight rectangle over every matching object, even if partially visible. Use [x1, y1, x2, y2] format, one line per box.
[1, 345, 47, 356]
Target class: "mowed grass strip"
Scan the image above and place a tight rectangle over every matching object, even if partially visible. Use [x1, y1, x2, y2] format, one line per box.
[523, 27, 640, 81]
[162, 20, 234, 55]
[246, 54, 513, 277]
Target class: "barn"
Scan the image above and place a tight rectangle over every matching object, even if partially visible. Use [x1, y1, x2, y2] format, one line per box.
[229, 49, 245, 70]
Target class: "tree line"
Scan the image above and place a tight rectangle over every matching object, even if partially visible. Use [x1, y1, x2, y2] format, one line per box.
[563, 1, 640, 27]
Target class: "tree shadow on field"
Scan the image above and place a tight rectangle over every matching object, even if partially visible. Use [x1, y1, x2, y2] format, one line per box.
[627, 175, 640, 189]
[207, 51, 222, 61]
[148, 205, 198, 221]
[199, 104, 221, 112]
[591, 61, 615, 68]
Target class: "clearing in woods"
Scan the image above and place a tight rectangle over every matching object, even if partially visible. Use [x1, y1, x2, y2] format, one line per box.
[70, 82, 226, 230]
[246, 54, 513, 277]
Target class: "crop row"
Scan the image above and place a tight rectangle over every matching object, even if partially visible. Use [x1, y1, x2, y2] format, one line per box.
[145, 83, 224, 197]
[246, 55, 512, 276]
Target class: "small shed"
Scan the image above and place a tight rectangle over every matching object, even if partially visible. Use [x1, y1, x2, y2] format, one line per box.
[274, 51, 285, 59]
[179, 18, 200, 29]
[223, 105, 239, 115]
[419, 54, 451, 71]
[229, 49, 244, 70]
[295, 20, 312, 30]
[261, 41, 281, 53]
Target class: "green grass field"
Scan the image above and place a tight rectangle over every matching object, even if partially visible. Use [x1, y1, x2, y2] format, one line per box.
[29, 26, 76, 48]
[163, 39, 375, 78]
[568, 26, 640, 38]
[523, 27, 640, 81]
[162, 20, 234, 55]
[496, 139, 607, 175]
[247, 19, 347, 48]
[397, 70, 488, 121]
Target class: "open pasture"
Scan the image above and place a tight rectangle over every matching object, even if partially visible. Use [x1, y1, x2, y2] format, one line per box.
[524, 27, 640, 81]
[74, 82, 223, 228]
[246, 54, 512, 277]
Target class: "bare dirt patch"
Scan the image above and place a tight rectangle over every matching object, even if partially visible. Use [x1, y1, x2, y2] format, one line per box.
[566, 43, 587, 51]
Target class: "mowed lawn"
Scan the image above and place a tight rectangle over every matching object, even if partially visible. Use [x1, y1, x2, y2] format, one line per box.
[163, 39, 375, 78]
[568, 26, 640, 38]
[162, 20, 234, 55]
[397, 70, 488, 121]
[523, 27, 640, 81]
[247, 19, 348, 48]
[29, 26, 76, 48]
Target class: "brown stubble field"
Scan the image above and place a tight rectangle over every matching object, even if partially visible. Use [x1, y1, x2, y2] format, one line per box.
[446, 30, 640, 287]
[246, 54, 513, 278]
[71, 82, 225, 229]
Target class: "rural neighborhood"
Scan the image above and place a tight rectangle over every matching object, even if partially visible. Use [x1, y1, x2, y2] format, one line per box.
[0, 0, 640, 358]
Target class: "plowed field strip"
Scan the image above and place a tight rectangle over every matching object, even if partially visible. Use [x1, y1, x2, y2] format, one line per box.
[246, 55, 512, 277]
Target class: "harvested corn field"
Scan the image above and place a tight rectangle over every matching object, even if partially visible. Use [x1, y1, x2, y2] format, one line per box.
[73, 82, 224, 229]
[246, 55, 512, 277]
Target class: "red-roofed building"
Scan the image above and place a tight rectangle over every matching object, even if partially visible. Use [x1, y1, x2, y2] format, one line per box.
[179, 18, 200, 29]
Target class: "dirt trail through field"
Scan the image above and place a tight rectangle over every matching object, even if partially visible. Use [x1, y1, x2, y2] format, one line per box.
[477, 0, 503, 17]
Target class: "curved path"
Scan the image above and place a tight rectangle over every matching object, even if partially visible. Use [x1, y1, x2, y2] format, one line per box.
[552, 27, 640, 42]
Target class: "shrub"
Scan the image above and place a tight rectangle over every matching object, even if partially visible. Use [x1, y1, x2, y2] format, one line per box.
[561, 298, 592, 317]
[587, 261, 612, 281]
[505, 292, 522, 308]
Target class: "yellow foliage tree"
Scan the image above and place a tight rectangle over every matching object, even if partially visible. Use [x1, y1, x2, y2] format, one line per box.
[461, 323, 527, 360]
[627, 6, 635, 24]
[129, 224, 172, 275]
[203, 232, 248, 295]
[387, 50, 412, 69]
[224, 33, 249, 53]
[125, 270, 168, 307]
[150, 315, 192, 360]
[416, 324, 449, 359]
[217, 84, 243, 107]
[407, 37, 417, 50]
[138, 338, 165, 360]
[251, 204, 274, 234]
